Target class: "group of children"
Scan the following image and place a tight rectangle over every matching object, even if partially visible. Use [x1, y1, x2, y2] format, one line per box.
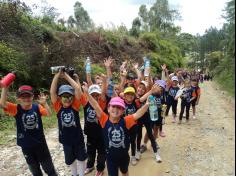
[0, 58, 201, 176]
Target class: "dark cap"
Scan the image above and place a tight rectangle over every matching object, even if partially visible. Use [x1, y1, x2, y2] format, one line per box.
[17, 85, 33, 97]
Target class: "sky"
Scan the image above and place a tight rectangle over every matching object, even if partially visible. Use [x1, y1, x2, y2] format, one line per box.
[22, 0, 229, 35]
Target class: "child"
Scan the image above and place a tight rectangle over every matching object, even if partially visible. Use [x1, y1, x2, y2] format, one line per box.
[50, 70, 87, 176]
[191, 78, 201, 119]
[136, 82, 161, 162]
[82, 82, 150, 176]
[0, 85, 57, 176]
[175, 79, 197, 124]
[123, 86, 140, 165]
[81, 84, 107, 176]
[165, 76, 180, 123]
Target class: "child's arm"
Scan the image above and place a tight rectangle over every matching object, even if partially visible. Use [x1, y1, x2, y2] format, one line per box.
[86, 73, 93, 87]
[38, 93, 52, 116]
[139, 84, 160, 102]
[104, 56, 113, 80]
[82, 82, 103, 119]
[100, 74, 108, 101]
[0, 87, 8, 109]
[133, 98, 150, 120]
[50, 71, 61, 104]
[133, 63, 142, 81]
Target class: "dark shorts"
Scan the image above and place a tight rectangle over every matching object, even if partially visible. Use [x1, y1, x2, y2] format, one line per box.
[191, 99, 197, 107]
[151, 116, 163, 127]
[107, 153, 130, 176]
[63, 142, 87, 165]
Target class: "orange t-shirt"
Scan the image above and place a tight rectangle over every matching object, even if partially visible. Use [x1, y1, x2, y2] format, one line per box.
[80, 93, 107, 110]
[53, 97, 81, 113]
[3, 102, 48, 117]
[99, 112, 136, 129]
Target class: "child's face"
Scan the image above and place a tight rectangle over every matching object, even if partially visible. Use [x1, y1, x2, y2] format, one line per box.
[191, 81, 197, 86]
[108, 105, 124, 119]
[184, 82, 191, 88]
[18, 94, 33, 107]
[124, 92, 135, 103]
[172, 80, 178, 86]
[137, 84, 146, 96]
[91, 92, 100, 101]
[152, 85, 162, 95]
[95, 77, 103, 88]
[114, 85, 121, 95]
[61, 93, 74, 107]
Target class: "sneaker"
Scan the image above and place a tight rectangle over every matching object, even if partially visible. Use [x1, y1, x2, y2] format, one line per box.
[131, 156, 138, 166]
[135, 151, 141, 160]
[95, 171, 104, 176]
[85, 167, 94, 175]
[159, 131, 166, 137]
[193, 115, 196, 119]
[140, 144, 147, 153]
[172, 117, 176, 123]
[155, 152, 162, 163]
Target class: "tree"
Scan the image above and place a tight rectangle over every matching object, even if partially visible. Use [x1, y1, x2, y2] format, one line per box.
[67, 15, 76, 28]
[130, 17, 141, 37]
[73, 1, 93, 31]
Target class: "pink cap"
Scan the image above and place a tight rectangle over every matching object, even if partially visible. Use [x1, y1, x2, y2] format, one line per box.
[108, 97, 125, 109]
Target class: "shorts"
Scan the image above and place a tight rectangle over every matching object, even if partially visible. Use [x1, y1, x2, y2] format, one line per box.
[191, 99, 197, 107]
[107, 153, 130, 176]
[63, 142, 87, 165]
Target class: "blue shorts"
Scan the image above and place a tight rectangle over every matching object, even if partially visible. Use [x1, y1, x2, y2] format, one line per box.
[107, 153, 130, 176]
[63, 142, 87, 165]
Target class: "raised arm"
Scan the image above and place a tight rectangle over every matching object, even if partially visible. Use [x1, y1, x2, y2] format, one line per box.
[104, 56, 113, 80]
[86, 73, 93, 87]
[0, 87, 8, 109]
[100, 74, 108, 101]
[139, 84, 160, 102]
[133, 98, 150, 120]
[38, 93, 52, 116]
[50, 71, 61, 104]
[133, 63, 142, 81]
[82, 82, 103, 118]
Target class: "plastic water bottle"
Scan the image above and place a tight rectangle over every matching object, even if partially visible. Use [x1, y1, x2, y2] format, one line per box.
[85, 57, 91, 74]
[149, 95, 158, 121]
[0, 72, 16, 88]
[107, 79, 114, 97]
[144, 57, 150, 77]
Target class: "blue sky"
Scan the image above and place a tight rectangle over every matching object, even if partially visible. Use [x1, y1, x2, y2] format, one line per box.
[23, 0, 229, 35]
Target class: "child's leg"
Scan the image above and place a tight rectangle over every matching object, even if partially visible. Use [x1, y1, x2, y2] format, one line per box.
[172, 100, 178, 118]
[144, 122, 158, 153]
[107, 156, 119, 176]
[129, 125, 137, 157]
[136, 123, 143, 152]
[77, 160, 86, 176]
[165, 101, 171, 116]
[120, 154, 130, 176]
[70, 160, 78, 176]
[86, 136, 96, 170]
[153, 124, 159, 139]
[186, 103, 191, 121]
[96, 137, 106, 172]
[179, 101, 185, 122]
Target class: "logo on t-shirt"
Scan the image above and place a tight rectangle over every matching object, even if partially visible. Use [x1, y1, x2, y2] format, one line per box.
[22, 112, 39, 130]
[86, 106, 98, 123]
[60, 110, 76, 128]
[108, 126, 125, 148]
[125, 105, 136, 115]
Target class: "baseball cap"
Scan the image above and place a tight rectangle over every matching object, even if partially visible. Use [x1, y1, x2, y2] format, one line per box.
[155, 80, 166, 89]
[109, 97, 125, 109]
[17, 85, 33, 97]
[171, 76, 179, 82]
[58, 85, 75, 96]
[88, 84, 102, 95]
[124, 87, 136, 94]
[126, 72, 136, 80]
[140, 80, 148, 88]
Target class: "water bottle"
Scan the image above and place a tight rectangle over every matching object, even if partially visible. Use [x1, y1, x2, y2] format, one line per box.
[0, 72, 16, 88]
[149, 95, 158, 121]
[144, 57, 150, 77]
[107, 79, 114, 97]
[85, 57, 91, 74]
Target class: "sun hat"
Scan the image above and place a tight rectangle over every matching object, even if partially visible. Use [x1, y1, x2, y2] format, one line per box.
[88, 84, 102, 95]
[124, 86, 136, 94]
[155, 80, 166, 89]
[58, 85, 75, 96]
[109, 97, 125, 109]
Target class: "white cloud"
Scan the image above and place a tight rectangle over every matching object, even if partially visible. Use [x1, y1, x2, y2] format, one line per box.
[22, 0, 228, 35]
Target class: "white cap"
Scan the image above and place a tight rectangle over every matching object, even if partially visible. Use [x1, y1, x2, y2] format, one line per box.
[140, 80, 148, 88]
[88, 84, 102, 95]
[171, 76, 179, 82]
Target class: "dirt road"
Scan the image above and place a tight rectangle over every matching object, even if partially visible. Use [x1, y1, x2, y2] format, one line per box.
[0, 82, 235, 176]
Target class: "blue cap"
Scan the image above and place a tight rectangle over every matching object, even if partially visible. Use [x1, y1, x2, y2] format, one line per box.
[58, 85, 75, 96]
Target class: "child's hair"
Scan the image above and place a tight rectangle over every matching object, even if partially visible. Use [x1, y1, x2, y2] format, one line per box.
[184, 79, 191, 85]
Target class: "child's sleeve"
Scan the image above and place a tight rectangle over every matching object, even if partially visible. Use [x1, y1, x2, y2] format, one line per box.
[80, 93, 88, 107]
[197, 88, 201, 96]
[3, 102, 17, 116]
[98, 112, 109, 128]
[72, 98, 82, 110]
[52, 98, 62, 113]
[124, 115, 137, 129]
[99, 98, 107, 111]
[38, 104, 48, 116]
